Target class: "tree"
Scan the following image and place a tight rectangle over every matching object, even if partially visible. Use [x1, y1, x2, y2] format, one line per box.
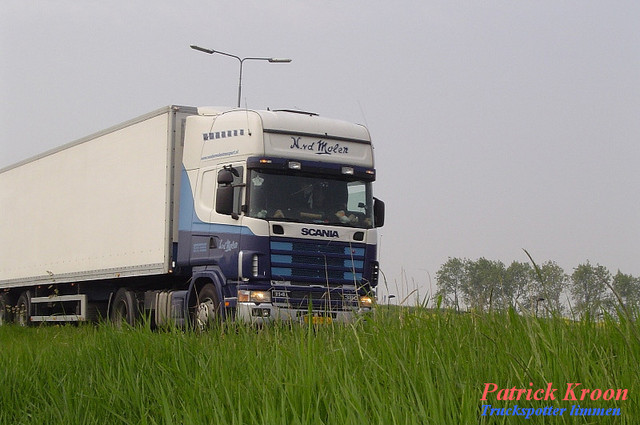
[536, 261, 567, 316]
[611, 270, 640, 312]
[503, 261, 534, 313]
[463, 258, 506, 312]
[435, 257, 466, 311]
[570, 262, 611, 319]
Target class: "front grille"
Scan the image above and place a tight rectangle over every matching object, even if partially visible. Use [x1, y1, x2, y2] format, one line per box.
[270, 238, 366, 286]
[271, 287, 359, 311]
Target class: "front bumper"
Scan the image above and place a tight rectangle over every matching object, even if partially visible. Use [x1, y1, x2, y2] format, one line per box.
[236, 302, 371, 325]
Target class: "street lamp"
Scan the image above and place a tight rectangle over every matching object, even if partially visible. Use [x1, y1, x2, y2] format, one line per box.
[388, 294, 396, 308]
[190, 45, 292, 107]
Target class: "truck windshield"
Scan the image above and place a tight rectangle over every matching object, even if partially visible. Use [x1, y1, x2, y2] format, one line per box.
[247, 170, 374, 228]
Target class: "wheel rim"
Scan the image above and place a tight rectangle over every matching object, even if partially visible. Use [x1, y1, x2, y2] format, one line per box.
[113, 300, 129, 326]
[16, 301, 28, 326]
[194, 298, 216, 330]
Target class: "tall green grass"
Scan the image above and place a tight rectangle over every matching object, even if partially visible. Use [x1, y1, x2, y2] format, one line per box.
[1, 308, 638, 424]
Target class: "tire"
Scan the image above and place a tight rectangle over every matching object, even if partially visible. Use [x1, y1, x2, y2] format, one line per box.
[110, 289, 139, 327]
[16, 292, 30, 327]
[192, 283, 221, 330]
[0, 293, 12, 325]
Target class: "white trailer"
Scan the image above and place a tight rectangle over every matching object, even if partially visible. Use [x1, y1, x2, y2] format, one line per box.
[1, 106, 192, 285]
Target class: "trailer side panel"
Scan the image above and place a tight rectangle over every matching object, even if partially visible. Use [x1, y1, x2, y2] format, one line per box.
[1, 109, 178, 287]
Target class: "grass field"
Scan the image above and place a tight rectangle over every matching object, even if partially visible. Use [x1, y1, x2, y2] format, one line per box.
[1, 307, 638, 424]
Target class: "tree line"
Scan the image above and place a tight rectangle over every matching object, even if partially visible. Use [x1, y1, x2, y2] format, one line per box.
[435, 257, 640, 318]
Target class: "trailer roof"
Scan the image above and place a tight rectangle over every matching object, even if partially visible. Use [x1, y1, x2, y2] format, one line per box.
[1, 105, 198, 174]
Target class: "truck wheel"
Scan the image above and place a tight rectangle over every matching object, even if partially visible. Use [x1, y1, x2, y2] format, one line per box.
[16, 292, 30, 327]
[0, 293, 12, 325]
[193, 284, 221, 330]
[110, 289, 139, 327]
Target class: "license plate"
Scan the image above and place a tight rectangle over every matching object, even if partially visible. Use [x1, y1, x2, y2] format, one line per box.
[303, 315, 333, 325]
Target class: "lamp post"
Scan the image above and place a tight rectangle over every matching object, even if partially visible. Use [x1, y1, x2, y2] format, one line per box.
[535, 297, 546, 317]
[190, 45, 292, 107]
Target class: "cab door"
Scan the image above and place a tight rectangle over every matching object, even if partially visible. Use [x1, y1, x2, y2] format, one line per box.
[209, 163, 245, 279]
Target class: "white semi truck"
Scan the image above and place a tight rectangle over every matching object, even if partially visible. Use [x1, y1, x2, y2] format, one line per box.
[0, 105, 384, 327]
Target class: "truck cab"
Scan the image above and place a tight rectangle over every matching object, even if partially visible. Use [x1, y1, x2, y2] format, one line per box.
[178, 107, 384, 324]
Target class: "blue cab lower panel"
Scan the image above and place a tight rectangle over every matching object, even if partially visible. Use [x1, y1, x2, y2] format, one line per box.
[177, 230, 375, 286]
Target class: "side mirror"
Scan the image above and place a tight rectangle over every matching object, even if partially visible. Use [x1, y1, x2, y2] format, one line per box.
[374, 198, 385, 228]
[217, 169, 234, 185]
[216, 169, 235, 216]
[216, 186, 234, 215]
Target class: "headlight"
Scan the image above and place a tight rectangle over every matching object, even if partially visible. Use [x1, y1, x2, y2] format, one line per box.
[238, 290, 271, 304]
[251, 291, 271, 303]
[359, 295, 374, 307]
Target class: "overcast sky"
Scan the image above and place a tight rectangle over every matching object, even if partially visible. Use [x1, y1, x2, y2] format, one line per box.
[2, 1, 639, 301]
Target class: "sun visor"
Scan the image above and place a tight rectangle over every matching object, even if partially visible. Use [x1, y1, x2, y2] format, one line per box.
[259, 111, 374, 167]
